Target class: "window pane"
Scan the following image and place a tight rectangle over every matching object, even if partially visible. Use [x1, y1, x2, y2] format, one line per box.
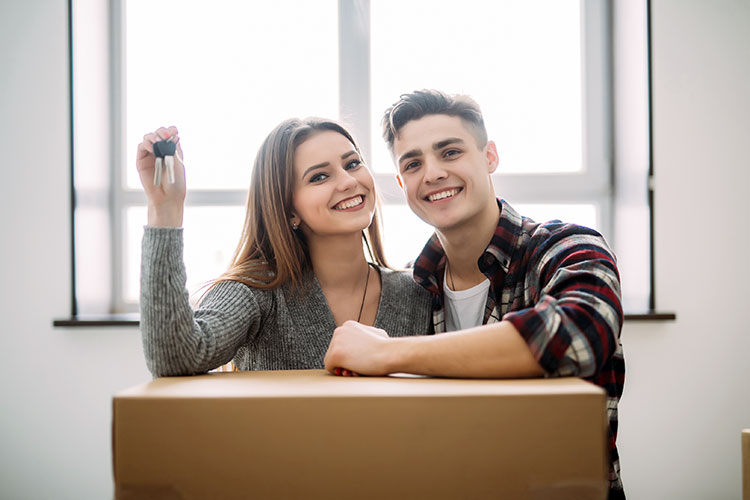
[125, 206, 246, 304]
[125, 0, 338, 190]
[513, 203, 598, 231]
[124, 206, 145, 304]
[379, 205, 435, 268]
[378, 203, 598, 270]
[371, 0, 582, 175]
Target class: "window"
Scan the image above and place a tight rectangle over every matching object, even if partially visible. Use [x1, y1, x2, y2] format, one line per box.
[121, 0, 339, 306]
[70, 0, 652, 318]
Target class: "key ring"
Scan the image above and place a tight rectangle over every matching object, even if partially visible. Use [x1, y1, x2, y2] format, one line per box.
[152, 134, 182, 187]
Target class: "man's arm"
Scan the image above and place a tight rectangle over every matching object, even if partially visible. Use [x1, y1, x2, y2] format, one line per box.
[502, 229, 623, 379]
[324, 320, 545, 378]
[325, 228, 622, 379]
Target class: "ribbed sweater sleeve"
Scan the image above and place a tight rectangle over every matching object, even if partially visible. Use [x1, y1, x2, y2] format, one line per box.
[140, 226, 260, 377]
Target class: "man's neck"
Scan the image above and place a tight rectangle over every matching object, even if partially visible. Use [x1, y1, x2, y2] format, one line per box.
[436, 198, 500, 290]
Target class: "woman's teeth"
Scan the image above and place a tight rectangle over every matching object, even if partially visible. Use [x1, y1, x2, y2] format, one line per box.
[334, 195, 364, 210]
[427, 189, 460, 202]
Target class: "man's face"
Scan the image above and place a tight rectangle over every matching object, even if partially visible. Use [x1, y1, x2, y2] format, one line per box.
[392, 114, 498, 232]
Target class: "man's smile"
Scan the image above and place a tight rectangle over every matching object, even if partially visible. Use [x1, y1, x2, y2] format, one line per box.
[424, 187, 463, 202]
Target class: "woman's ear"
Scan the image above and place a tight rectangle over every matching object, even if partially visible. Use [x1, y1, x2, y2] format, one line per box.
[290, 214, 301, 231]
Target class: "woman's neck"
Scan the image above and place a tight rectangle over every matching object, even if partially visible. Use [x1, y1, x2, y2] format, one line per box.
[306, 232, 370, 292]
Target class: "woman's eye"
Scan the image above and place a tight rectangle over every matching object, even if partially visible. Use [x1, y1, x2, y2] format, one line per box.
[309, 173, 328, 183]
[345, 159, 362, 170]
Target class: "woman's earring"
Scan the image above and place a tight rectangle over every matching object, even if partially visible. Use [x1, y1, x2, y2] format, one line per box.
[292, 221, 299, 230]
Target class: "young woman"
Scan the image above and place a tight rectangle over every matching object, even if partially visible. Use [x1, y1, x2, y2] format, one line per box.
[137, 118, 432, 377]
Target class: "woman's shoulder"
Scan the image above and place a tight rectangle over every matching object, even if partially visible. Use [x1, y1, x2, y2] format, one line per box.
[376, 265, 411, 283]
[201, 277, 280, 308]
[376, 266, 429, 298]
[373, 265, 432, 336]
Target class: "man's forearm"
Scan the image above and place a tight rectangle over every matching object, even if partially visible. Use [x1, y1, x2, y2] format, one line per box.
[384, 321, 546, 378]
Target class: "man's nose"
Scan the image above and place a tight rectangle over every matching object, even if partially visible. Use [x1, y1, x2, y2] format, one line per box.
[423, 157, 448, 183]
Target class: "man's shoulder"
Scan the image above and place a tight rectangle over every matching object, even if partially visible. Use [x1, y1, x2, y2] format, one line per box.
[517, 218, 615, 266]
[522, 218, 606, 247]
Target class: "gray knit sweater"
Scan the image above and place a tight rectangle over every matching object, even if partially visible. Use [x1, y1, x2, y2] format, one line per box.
[140, 227, 432, 377]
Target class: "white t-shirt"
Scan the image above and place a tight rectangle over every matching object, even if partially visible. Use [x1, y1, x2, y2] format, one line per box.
[443, 268, 490, 332]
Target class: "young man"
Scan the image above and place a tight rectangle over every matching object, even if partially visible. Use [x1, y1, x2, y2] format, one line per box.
[324, 89, 625, 497]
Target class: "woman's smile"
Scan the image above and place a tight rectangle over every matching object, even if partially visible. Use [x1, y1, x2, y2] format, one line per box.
[333, 195, 366, 211]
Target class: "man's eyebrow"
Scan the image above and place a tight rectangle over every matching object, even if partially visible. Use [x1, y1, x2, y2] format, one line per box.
[433, 137, 465, 150]
[396, 138, 465, 167]
[397, 148, 423, 166]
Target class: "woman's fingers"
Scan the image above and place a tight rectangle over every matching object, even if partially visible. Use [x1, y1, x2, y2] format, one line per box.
[136, 126, 185, 195]
[331, 368, 360, 377]
[155, 126, 180, 145]
[136, 126, 187, 226]
[139, 126, 180, 158]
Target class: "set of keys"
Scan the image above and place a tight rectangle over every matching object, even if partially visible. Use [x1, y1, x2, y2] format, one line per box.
[152, 137, 178, 187]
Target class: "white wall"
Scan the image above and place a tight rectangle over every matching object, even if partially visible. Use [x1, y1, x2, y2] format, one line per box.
[0, 3, 150, 499]
[0, 0, 748, 499]
[617, 1, 750, 499]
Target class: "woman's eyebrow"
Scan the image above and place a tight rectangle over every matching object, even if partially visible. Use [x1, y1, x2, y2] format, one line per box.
[302, 151, 359, 179]
[302, 162, 329, 179]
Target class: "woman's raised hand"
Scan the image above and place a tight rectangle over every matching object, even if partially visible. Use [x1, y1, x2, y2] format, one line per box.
[136, 126, 186, 227]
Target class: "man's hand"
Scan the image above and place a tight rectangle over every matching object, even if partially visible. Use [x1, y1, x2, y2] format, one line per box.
[324, 321, 392, 376]
[326, 320, 545, 379]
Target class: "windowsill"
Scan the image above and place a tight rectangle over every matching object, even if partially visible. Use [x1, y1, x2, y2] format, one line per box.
[53, 311, 677, 328]
[623, 312, 677, 321]
[53, 314, 141, 327]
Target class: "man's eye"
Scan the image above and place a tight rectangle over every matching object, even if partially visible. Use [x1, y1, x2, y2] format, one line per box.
[309, 173, 328, 183]
[444, 149, 461, 158]
[403, 161, 420, 172]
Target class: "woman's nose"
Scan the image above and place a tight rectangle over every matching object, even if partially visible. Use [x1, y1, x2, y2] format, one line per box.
[337, 170, 359, 191]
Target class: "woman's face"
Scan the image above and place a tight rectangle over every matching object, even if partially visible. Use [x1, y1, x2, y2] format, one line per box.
[291, 130, 376, 238]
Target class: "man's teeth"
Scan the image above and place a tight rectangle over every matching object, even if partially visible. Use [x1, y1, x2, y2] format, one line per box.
[334, 196, 364, 210]
[427, 189, 460, 202]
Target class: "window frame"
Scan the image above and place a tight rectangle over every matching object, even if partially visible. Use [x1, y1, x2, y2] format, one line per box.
[62, 0, 672, 323]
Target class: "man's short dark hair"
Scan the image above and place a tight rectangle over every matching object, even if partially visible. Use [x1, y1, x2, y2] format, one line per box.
[381, 89, 488, 152]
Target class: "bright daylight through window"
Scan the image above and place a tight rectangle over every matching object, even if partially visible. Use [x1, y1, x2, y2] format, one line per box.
[72, 0, 627, 315]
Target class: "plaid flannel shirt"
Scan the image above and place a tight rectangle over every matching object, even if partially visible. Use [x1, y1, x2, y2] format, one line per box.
[413, 199, 625, 493]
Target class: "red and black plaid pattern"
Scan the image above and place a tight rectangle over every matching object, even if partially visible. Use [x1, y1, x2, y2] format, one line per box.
[413, 199, 625, 494]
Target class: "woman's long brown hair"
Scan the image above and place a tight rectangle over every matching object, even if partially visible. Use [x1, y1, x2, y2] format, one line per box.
[213, 118, 390, 292]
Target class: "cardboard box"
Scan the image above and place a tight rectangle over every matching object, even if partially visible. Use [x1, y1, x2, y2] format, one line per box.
[113, 370, 608, 499]
[743, 429, 750, 500]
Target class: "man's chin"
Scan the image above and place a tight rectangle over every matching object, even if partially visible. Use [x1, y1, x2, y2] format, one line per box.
[419, 215, 464, 234]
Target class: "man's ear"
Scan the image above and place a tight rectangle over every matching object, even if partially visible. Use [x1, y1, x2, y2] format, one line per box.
[485, 141, 499, 174]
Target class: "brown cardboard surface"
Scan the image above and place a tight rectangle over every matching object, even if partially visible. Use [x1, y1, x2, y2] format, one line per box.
[113, 370, 608, 499]
[743, 429, 749, 500]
